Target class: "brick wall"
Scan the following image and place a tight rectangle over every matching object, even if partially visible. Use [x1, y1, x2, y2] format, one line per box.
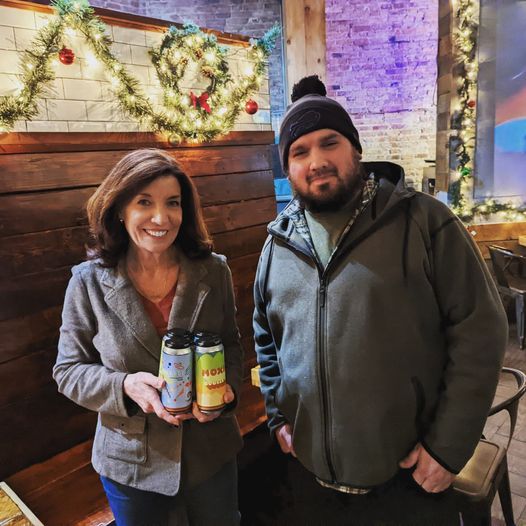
[91, 0, 285, 132]
[325, 0, 438, 185]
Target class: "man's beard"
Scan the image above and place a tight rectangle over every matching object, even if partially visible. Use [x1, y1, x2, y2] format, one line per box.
[292, 164, 366, 213]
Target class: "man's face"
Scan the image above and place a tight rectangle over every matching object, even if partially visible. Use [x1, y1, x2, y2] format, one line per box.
[287, 128, 363, 212]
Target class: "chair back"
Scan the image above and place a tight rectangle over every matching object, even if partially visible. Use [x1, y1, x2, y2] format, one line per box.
[489, 367, 526, 448]
[489, 245, 518, 288]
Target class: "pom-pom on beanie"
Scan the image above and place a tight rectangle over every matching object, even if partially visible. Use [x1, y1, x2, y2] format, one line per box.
[279, 75, 362, 170]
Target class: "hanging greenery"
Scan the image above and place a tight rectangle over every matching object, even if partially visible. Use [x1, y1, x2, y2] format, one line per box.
[0, 0, 280, 142]
[449, 0, 525, 223]
[0, 17, 65, 130]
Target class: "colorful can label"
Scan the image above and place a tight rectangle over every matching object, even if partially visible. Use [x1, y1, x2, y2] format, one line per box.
[195, 342, 226, 413]
[159, 335, 193, 414]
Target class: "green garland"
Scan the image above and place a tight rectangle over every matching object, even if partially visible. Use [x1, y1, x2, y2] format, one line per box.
[0, 0, 280, 142]
[449, 0, 525, 223]
[0, 17, 65, 130]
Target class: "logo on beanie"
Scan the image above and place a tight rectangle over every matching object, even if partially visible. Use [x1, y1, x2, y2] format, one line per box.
[289, 110, 321, 140]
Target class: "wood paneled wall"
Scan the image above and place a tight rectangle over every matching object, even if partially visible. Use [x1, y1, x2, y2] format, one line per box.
[0, 131, 274, 479]
[468, 222, 526, 260]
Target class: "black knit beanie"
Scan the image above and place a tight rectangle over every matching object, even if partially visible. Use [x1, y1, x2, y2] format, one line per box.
[278, 75, 362, 170]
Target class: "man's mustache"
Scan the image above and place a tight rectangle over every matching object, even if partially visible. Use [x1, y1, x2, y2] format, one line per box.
[307, 168, 337, 183]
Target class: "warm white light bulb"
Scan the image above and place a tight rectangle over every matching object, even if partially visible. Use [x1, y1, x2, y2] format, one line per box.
[85, 51, 98, 67]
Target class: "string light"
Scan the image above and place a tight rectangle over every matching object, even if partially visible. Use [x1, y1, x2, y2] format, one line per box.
[85, 51, 98, 67]
[449, 0, 526, 223]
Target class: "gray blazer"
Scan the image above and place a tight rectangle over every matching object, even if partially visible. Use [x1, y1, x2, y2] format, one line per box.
[53, 252, 243, 496]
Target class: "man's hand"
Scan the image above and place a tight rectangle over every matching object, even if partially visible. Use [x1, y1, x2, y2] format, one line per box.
[123, 372, 182, 426]
[399, 442, 455, 493]
[275, 423, 296, 457]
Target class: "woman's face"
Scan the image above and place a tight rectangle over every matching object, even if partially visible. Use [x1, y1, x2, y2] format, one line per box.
[121, 176, 182, 257]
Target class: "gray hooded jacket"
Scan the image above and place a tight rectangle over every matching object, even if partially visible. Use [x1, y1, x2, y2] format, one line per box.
[253, 163, 508, 488]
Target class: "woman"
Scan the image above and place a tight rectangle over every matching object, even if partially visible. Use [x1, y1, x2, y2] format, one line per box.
[53, 149, 243, 526]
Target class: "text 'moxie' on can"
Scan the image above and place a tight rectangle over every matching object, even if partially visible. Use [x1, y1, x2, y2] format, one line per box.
[194, 331, 226, 413]
[159, 328, 193, 414]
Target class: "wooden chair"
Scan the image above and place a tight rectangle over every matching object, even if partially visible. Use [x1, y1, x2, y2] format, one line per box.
[488, 245, 526, 349]
[453, 367, 526, 526]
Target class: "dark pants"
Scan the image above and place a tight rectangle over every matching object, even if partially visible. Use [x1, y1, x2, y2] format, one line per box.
[273, 462, 461, 526]
[101, 460, 240, 526]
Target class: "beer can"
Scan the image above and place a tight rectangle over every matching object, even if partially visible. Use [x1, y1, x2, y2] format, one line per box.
[159, 329, 193, 414]
[194, 331, 226, 413]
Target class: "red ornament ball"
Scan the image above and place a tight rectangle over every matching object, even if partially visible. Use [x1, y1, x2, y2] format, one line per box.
[59, 47, 75, 65]
[245, 99, 258, 115]
[467, 99, 476, 108]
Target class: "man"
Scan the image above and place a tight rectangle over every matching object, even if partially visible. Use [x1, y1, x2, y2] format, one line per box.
[253, 76, 508, 524]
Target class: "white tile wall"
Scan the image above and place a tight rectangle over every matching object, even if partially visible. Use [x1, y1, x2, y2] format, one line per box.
[0, 4, 272, 133]
[13, 27, 37, 51]
[34, 12, 53, 30]
[112, 26, 146, 46]
[47, 99, 87, 121]
[126, 64, 150, 85]
[68, 121, 106, 132]
[35, 100, 47, 120]
[80, 59, 109, 82]
[1, 50, 22, 75]
[106, 121, 139, 132]
[63, 79, 103, 100]
[86, 100, 124, 121]
[12, 120, 26, 132]
[130, 45, 151, 67]
[145, 31, 163, 48]
[110, 42, 132, 64]
[27, 120, 68, 132]
[0, 73, 22, 96]
[0, 6, 35, 30]
[0, 26, 15, 50]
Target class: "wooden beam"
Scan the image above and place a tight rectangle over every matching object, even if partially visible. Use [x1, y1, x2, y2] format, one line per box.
[283, 0, 326, 103]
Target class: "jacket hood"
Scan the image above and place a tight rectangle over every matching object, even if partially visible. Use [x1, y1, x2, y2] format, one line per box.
[268, 161, 417, 281]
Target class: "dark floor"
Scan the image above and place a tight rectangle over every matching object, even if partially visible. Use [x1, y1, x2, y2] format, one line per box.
[238, 327, 526, 526]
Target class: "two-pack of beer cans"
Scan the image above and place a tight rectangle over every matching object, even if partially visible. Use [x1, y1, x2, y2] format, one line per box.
[158, 328, 227, 415]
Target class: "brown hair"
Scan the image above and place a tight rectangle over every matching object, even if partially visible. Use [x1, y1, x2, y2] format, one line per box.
[86, 149, 212, 267]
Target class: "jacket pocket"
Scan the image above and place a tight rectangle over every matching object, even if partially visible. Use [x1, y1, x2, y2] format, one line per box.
[101, 414, 148, 465]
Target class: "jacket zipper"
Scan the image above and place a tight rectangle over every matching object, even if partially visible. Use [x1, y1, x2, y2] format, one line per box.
[318, 278, 337, 482]
[268, 233, 337, 480]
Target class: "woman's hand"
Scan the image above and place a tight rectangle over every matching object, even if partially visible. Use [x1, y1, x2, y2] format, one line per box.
[188, 384, 236, 424]
[276, 423, 296, 456]
[123, 372, 183, 426]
